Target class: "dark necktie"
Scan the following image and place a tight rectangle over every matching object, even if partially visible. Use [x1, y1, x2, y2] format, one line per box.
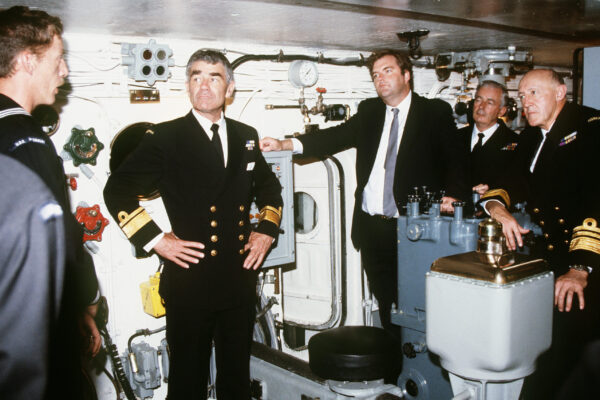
[210, 123, 224, 166]
[383, 108, 400, 217]
[472, 132, 485, 154]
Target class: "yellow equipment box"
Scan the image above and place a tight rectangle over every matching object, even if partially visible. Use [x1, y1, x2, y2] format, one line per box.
[140, 272, 165, 318]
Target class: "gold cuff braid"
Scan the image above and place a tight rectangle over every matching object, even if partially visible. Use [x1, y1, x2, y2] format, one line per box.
[481, 189, 511, 208]
[118, 207, 152, 239]
[569, 218, 600, 255]
[259, 205, 282, 227]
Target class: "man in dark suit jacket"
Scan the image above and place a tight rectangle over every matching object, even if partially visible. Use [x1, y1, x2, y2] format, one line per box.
[104, 50, 282, 400]
[261, 49, 467, 330]
[457, 80, 519, 192]
[482, 69, 600, 398]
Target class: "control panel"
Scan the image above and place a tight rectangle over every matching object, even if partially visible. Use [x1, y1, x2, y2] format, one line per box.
[250, 150, 295, 268]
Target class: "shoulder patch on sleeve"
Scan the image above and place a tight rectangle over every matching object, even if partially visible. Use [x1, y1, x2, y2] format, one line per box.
[9, 137, 47, 152]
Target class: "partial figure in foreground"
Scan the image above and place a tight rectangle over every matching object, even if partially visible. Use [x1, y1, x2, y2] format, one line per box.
[0, 6, 100, 399]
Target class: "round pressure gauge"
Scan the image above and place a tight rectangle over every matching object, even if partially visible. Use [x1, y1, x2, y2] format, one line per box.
[288, 60, 319, 88]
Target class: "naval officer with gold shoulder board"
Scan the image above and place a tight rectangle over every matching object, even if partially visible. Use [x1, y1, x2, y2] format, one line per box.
[481, 69, 600, 399]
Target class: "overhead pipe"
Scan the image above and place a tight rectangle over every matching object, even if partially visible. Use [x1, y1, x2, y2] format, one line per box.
[231, 50, 367, 70]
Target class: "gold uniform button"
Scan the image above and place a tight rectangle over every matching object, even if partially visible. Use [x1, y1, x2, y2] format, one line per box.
[533, 208, 540, 214]
[565, 240, 570, 245]
[547, 244, 554, 251]
[554, 206, 560, 211]
[211, 250, 217, 257]
[239, 249, 244, 255]
[239, 205, 245, 212]
[539, 221, 545, 226]
[543, 233, 550, 239]
[210, 206, 217, 213]
[211, 235, 218, 243]
[564, 229, 569, 234]
[211, 220, 218, 228]
[238, 234, 244, 241]
[558, 219, 565, 225]
[238, 220, 244, 227]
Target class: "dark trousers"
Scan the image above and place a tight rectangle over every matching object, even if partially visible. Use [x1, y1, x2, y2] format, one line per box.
[523, 281, 600, 399]
[165, 301, 257, 400]
[358, 211, 398, 331]
[557, 340, 600, 399]
[357, 211, 402, 383]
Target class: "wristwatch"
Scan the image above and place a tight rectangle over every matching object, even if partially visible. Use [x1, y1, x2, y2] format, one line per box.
[569, 264, 593, 273]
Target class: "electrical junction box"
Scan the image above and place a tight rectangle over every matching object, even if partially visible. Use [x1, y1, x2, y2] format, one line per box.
[250, 150, 295, 268]
[140, 272, 166, 318]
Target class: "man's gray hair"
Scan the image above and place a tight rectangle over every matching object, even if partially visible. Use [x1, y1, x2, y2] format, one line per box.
[186, 49, 234, 83]
[476, 80, 509, 107]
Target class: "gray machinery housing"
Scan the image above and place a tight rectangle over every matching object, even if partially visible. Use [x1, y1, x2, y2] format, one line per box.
[121, 342, 162, 399]
[393, 198, 540, 399]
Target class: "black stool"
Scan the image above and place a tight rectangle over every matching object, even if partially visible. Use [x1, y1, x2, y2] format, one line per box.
[308, 326, 400, 382]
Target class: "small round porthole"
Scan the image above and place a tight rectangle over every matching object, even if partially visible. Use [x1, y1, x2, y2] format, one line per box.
[31, 105, 60, 136]
[109, 122, 159, 201]
[294, 191, 318, 234]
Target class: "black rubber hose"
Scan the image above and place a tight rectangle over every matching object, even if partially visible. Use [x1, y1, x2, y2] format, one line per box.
[101, 330, 137, 400]
[94, 297, 137, 400]
[231, 52, 367, 70]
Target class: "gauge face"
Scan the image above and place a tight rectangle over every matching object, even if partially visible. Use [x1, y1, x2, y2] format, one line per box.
[288, 60, 319, 88]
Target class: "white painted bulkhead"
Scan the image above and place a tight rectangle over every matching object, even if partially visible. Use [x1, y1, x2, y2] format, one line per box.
[52, 31, 528, 399]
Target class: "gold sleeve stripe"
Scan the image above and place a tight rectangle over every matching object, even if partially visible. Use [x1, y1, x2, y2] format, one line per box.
[259, 205, 282, 227]
[587, 116, 600, 123]
[570, 218, 600, 255]
[480, 189, 511, 208]
[569, 237, 600, 254]
[117, 207, 152, 239]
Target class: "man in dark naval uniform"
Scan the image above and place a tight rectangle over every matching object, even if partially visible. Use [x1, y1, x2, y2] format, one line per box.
[481, 69, 600, 399]
[104, 50, 283, 400]
[0, 6, 100, 399]
[261, 49, 468, 331]
[458, 80, 519, 193]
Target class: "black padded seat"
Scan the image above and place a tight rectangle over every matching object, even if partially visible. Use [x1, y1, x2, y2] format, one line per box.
[308, 326, 400, 381]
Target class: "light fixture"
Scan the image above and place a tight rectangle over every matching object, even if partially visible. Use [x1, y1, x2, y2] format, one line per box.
[397, 29, 430, 60]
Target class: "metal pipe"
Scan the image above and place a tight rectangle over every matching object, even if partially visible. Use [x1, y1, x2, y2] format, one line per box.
[451, 388, 475, 400]
[572, 47, 584, 105]
[326, 155, 347, 327]
[127, 326, 166, 353]
[231, 51, 366, 70]
[265, 104, 301, 110]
